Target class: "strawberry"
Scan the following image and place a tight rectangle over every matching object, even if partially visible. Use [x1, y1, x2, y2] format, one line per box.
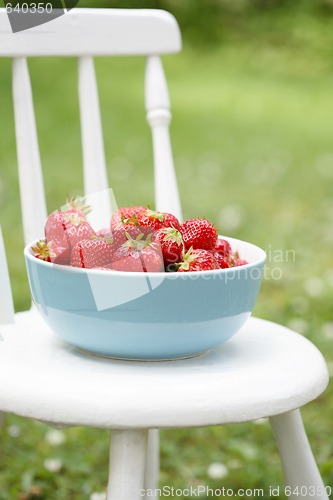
[210, 251, 230, 269]
[110, 206, 146, 232]
[180, 218, 218, 251]
[31, 239, 70, 265]
[65, 221, 96, 248]
[177, 248, 219, 272]
[214, 239, 232, 260]
[111, 209, 152, 248]
[111, 234, 163, 273]
[45, 211, 85, 246]
[111, 223, 149, 248]
[45, 210, 71, 246]
[154, 227, 184, 268]
[110, 207, 180, 248]
[96, 228, 113, 239]
[137, 208, 181, 231]
[45, 210, 95, 250]
[232, 258, 249, 267]
[70, 238, 115, 269]
[45, 194, 91, 246]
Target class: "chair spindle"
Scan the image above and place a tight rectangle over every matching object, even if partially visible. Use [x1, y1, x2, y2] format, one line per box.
[0, 226, 14, 324]
[145, 55, 182, 221]
[78, 56, 111, 229]
[12, 57, 47, 245]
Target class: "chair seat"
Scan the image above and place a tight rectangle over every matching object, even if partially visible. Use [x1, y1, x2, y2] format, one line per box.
[0, 310, 328, 429]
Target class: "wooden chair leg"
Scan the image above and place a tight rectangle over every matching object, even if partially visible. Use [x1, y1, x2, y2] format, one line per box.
[107, 429, 148, 500]
[144, 429, 159, 500]
[270, 409, 329, 500]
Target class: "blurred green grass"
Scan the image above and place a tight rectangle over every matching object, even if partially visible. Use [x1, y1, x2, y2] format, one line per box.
[0, 6, 333, 499]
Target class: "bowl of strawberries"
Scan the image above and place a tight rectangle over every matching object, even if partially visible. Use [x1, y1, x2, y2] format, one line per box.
[24, 199, 266, 360]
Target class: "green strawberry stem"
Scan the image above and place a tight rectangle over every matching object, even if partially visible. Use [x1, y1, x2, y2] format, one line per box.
[63, 212, 85, 227]
[91, 234, 113, 244]
[177, 247, 198, 271]
[31, 239, 56, 260]
[160, 227, 183, 244]
[65, 194, 91, 215]
[121, 213, 139, 225]
[146, 208, 165, 222]
[124, 232, 153, 251]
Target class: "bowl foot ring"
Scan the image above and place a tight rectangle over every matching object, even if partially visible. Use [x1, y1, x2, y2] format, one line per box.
[75, 346, 212, 362]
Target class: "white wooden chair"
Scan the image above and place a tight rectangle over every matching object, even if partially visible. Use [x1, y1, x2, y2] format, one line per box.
[0, 8, 330, 500]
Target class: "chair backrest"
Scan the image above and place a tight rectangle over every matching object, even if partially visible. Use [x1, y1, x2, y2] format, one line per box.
[0, 8, 183, 323]
[0, 8, 182, 243]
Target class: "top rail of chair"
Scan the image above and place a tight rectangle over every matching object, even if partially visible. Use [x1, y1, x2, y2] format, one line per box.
[0, 8, 182, 57]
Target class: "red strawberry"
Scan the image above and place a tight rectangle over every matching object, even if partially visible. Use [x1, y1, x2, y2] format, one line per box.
[214, 239, 232, 260]
[111, 234, 163, 273]
[111, 223, 149, 248]
[45, 211, 70, 246]
[110, 206, 146, 232]
[180, 218, 218, 251]
[70, 238, 115, 269]
[154, 227, 184, 268]
[138, 208, 181, 231]
[45, 196, 91, 248]
[177, 248, 219, 272]
[31, 239, 70, 265]
[233, 258, 249, 267]
[45, 211, 87, 247]
[210, 251, 230, 269]
[111, 209, 152, 248]
[65, 221, 96, 249]
[96, 228, 113, 239]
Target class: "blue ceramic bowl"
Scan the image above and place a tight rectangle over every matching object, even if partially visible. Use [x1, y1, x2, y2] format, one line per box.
[24, 236, 266, 360]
